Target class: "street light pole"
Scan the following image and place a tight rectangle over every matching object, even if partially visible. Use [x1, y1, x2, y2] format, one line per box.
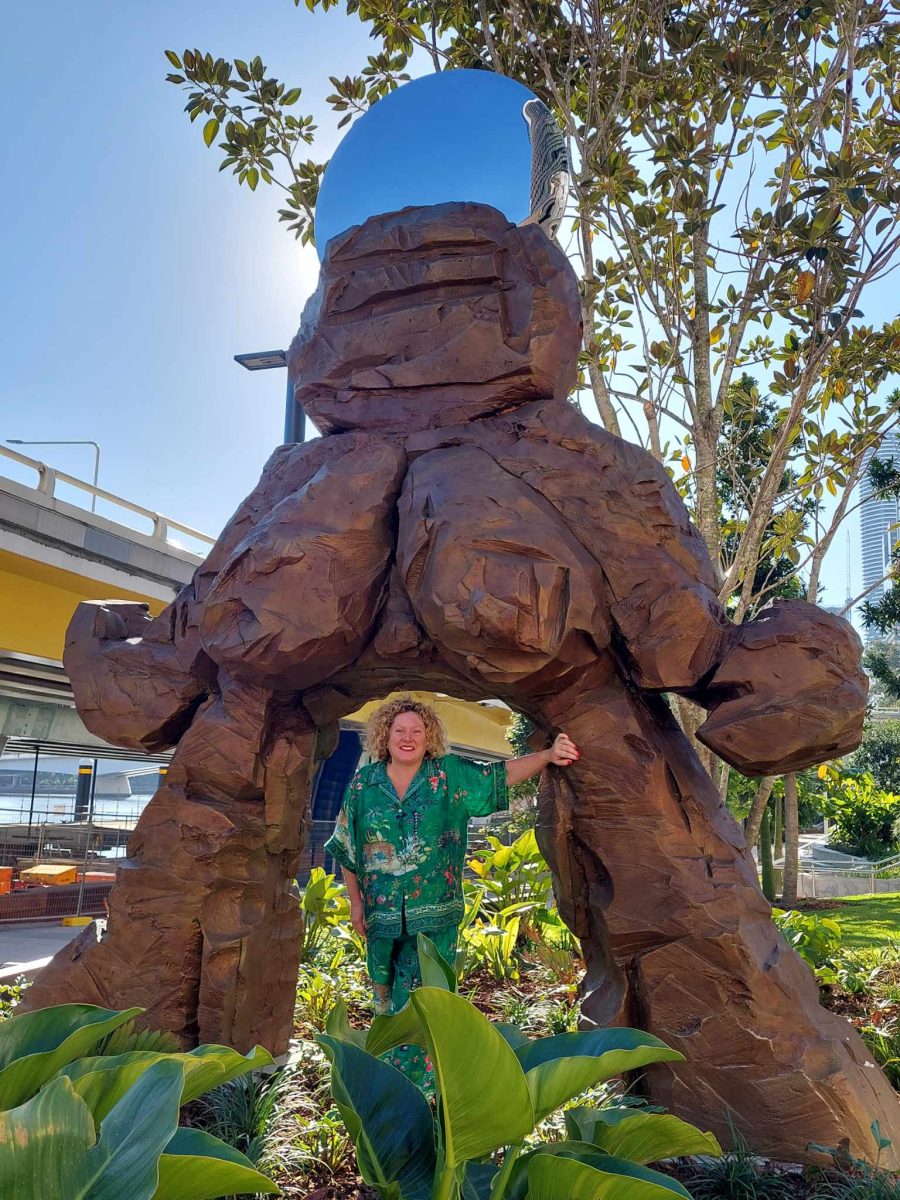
[233, 350, 306, 444]
[7, 439, 101, 512]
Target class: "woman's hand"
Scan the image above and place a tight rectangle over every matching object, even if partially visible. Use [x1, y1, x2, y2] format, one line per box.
[350, 901, 368, 939]
[548, 732, 580, 766]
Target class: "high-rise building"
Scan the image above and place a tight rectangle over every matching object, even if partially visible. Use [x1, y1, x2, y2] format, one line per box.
[858, 430, 900, 642]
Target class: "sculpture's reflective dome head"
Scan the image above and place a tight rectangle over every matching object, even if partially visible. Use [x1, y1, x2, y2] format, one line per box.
[287, 202, 582, 435]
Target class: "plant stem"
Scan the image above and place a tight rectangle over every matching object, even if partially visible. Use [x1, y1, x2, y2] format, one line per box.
[492, 1144, 524, 1199]
[432, 1163, 458, 1200]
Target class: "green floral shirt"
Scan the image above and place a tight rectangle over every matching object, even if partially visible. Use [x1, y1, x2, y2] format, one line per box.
[324, 754, 509, 937]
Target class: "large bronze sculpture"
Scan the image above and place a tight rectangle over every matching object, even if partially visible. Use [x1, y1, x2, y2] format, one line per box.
[29, 203, 900, 1162]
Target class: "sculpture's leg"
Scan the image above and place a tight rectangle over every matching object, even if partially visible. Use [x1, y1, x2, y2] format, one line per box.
[535, 665, 900, 1166]
[26, 679, 321, 1053]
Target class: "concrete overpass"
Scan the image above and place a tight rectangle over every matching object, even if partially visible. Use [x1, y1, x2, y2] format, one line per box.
[0, 444, 213, 759]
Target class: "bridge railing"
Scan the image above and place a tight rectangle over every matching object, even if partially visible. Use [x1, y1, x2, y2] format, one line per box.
[0, 444, 215, 555]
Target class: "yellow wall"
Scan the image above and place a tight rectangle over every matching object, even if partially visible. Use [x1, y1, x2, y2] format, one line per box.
[0, 550, 166, 661]
[0, 555, 511, 755]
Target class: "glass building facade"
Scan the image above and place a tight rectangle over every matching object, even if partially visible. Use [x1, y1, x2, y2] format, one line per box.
[859, 431, 900, 643]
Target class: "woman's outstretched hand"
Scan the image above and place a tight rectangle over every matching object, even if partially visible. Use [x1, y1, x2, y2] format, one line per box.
[548, 732, 580, 766]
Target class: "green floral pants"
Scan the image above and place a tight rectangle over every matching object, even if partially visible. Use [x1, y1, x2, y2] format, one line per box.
[366, 926, 458, 1094]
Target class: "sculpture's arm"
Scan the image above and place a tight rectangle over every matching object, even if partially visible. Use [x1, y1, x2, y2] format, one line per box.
[465, 403, 867, 774]
[64, 434, 379, 751]
[691, 600, 867, 775]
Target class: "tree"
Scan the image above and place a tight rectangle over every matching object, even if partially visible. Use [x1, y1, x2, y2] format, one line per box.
[849, 718, 900, 791]
[165, 3, 900, 896]
[166, 1, 900, 623]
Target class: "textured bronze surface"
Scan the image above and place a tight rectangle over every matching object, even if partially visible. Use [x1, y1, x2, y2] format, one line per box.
[30, 202, 898, 1164]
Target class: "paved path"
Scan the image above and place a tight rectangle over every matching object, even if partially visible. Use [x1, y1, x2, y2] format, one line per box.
[0, 922, 78, 977]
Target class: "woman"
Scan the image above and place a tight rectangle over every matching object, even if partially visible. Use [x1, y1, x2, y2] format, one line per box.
[324, 695, 578, 1082]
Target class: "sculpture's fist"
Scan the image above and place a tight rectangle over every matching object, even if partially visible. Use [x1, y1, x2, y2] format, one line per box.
[695, 600, 867, 776]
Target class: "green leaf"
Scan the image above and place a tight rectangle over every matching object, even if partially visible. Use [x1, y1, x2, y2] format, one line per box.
[153, 1127, 280, 1199]
[564, 1107, 722, 1163]
[416, 933, 457, 991]
[409, 988, 533, 1167]
[60, 1043, 273, 1121]
[0, 1061, 183, 1200]
[365, 1000, 427, 1058]
[164, 50, 182, 69]
[526, 1148, 692, 1200]
[247, 166, 260, 190]
[0, 1004, 142, 1109]
[281, 87, 302, 106]
[203, 118, 219, 147]
[318, 1035, 434, 1199]
[516, 1029, 683, 1124]
[494, 1023, 531, 1053]
[325, 999, 367, 1050]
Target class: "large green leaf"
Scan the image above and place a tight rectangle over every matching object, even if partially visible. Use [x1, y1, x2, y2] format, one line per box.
[318, 1034, 435, 1200]
[494, 1023, 531, 1053]
[0, 1059, 183, 1200]
[60, 1043, 274, 1120]
[515, 1029, 683, 1124]
[408, 988, 533, 1167]
[461, 1161, 499, 1199]
[325, 998, 367, 1050]
[365, 1000, 427, 1058]
[526, 1149, 692, 1200]
[416, 933, 457, 991]
[0, 1004, 143, 1109]
[153, 1127, 280, 1199]
[565, 1106, 722, 1163]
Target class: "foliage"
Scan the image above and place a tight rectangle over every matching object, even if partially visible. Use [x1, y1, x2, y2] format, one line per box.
[860, 454, 900, 642]
[860, 1022, 900, 1090]
[0, 979, 27, 1023]
[806, 1124, 900, 1199]
[848, 721, 900, 795]
[772, 908, 842, 976]
[94, 1018, 180, 1056]
[821, 773, 900, 859]
[462, 908, 522, 981]
[469, 829, 554, 918]
[0, 1002, 279, 1198]
[865, 643, 900, 709]
[166, 5, 900, 624]
[685, 1133, 795, 1200]
[317, 933, 717, 1200]
[192, 1067, 289, 1172]
[296, 949, 370, 1034]
[299, 868, 354, 963]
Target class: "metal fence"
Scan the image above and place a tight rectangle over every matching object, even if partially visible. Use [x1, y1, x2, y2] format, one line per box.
[795, 851, 900, 899]
[0, 806, 135, 922]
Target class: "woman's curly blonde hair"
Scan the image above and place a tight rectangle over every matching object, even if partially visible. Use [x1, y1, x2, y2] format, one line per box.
[363, 696, 449, 761]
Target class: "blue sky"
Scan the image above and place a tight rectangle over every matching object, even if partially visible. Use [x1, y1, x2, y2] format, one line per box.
[0, 2, 877, 610]
[1, 1, 371, 541]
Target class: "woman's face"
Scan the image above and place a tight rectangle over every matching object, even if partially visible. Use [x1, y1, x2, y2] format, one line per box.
[387, 711, 427, 767]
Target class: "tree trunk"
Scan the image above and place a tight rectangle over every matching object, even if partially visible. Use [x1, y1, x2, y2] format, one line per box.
[745, 776, 775, 847]
[782, 772, 799, 905]
[759, 807, 776, 902]
[773, 790, 783, 858]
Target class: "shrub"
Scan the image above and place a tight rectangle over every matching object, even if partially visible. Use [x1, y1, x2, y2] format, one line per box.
[318, 934, 720, 1200]
[849, 721, 900, 795]
[772, 908, 842, 978]
[0, 1002, 280, 1199]
[821, 774, 900, 859]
